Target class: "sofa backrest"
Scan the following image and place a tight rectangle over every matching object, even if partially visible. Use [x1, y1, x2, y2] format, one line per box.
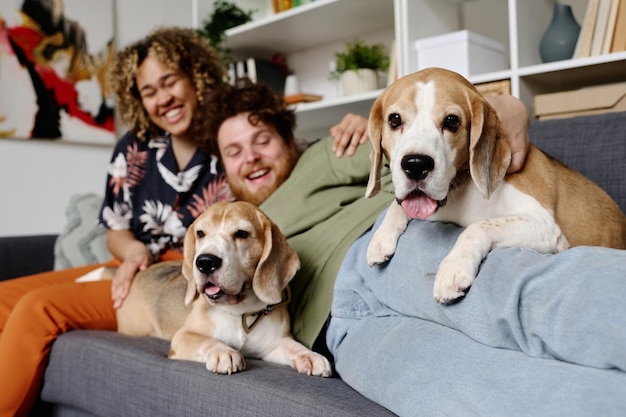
[529, 111, 626, 215]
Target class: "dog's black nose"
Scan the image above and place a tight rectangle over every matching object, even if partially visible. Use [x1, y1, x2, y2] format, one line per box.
[195, 254, 222, 274]
[401, 154, 434, 181]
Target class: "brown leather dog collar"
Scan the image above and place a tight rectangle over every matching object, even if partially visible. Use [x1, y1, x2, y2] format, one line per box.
[241, 287, 291, 334]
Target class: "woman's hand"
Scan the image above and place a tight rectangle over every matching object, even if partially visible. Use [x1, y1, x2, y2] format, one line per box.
[106, 230, 153, 309]
[111, 250, 152, 309]
[330, 113, 369, 157]
[486, 94, 530, 173]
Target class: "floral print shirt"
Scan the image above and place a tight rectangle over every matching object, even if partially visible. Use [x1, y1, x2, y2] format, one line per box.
[98, 131, 233, 259]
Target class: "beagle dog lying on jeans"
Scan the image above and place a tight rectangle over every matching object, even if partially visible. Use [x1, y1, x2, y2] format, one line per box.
[365, 68, 626, 304]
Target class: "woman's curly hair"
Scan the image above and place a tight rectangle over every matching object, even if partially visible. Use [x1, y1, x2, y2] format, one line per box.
[109, 26, 225, 150]
[204, 78, 296, 156]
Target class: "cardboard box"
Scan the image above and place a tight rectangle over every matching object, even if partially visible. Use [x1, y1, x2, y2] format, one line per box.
[414, 30, 506, 78]
[475, 79, 511, 97]
[534, 82, 626, 120]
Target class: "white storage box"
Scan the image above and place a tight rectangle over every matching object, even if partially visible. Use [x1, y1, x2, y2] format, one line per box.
[415, 30, 506, 78]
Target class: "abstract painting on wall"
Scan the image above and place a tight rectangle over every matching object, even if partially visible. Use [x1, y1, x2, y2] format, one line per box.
[0, 0, 116, 145]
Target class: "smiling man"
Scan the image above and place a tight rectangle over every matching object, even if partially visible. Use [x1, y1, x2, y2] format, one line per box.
[217, 109, 299, 205]
[206, 78, 386, 347]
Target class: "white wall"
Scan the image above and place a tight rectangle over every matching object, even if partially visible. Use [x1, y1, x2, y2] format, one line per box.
[0, 141, 112, 236]
[0, 0, 195, 237]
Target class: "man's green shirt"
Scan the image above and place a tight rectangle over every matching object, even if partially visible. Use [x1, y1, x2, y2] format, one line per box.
[260, 137, 393, 348]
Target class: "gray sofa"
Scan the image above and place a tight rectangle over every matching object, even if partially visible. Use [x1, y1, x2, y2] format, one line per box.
[2, 111, 625, 417]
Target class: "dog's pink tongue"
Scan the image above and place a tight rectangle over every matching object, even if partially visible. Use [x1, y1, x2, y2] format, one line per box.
[205, 285, 221, 296]
[401, 194, 438, 219]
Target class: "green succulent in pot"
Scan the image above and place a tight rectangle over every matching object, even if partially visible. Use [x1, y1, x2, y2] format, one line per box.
[330, 39, 390, 80]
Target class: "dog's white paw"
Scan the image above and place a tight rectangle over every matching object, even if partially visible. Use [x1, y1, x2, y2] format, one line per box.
[556, 233, 570, 252]
[205, 346, 246, 375]
[367, 203, 409, 266]
[367, 232, 398, 266]
[292, 352, 332, 377]
[433, 255, 477, 304]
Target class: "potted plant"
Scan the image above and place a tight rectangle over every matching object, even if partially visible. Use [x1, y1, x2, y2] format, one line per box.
[197, 0, 255, 64]
[330, 39, 390, 96]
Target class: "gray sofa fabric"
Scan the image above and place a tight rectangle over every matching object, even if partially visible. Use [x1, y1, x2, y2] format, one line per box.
[527, 112, 626, 213]
[41, 330, 396, 417]
[0, 111, 624, 416]
[0, 234, 56, 281]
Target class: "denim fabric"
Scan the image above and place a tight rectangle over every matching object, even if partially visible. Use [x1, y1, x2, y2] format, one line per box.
[328, 210, 626, 416]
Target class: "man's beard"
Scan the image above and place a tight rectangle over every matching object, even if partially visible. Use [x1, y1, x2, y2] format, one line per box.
[228, 149, 299, 206]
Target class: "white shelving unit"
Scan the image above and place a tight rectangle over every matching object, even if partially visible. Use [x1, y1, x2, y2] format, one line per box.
[196, 0, 626, 138]
[223, 0, 395, 139]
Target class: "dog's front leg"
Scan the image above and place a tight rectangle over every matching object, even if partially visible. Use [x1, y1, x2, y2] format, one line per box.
[170, 330, 246, 374]
[434, 211, 568, 304]
[263, 338, 332, 377]
[367, 201, 410, 266]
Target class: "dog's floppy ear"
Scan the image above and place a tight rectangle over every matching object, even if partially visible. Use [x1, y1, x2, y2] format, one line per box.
[366, 94, 385, 198]
[468, 95, 511, 198]
[252, 210, 300, 304]
[182, 221, 200, 305]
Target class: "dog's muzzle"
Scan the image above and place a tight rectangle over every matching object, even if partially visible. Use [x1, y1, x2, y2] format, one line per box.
[396, 154, 447, 218]
[195, 254, 247, 302]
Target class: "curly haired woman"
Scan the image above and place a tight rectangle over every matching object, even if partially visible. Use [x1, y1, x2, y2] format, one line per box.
[0, 27, 232, 417]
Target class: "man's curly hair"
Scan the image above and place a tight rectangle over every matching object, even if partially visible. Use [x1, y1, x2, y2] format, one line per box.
[205, 78, 296, 156]
[109, 27, 225, 150]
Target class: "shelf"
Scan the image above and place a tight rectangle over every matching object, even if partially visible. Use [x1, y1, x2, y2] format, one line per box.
[453, 56, 626, 92]
[293, 89, 382, 139]
[225, 0, 395, 57]
[518, 52, 626, 91]
[218, 0, 626, 135]
[468, 69, 512, 85]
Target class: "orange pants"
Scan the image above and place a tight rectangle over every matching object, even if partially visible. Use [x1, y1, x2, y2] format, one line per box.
[0, 261, 115, 417]
[0, 252, 182, 417]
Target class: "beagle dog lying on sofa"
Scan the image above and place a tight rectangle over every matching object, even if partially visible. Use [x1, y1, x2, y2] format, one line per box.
[365, 68, 626, 304]
[117, 201, 331, 377]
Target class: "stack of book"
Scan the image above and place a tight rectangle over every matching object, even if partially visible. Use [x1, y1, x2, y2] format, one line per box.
[226, 58, 323, 105]
[227, 58, 288, 95]
[573, 0, 626, 58]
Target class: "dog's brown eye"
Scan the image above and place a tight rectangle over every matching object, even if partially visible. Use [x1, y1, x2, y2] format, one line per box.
[196, 230, 205, 239]
[234, 230, 250, 239]
[443, 115, 460, 132]
[388, 113, 402, 129]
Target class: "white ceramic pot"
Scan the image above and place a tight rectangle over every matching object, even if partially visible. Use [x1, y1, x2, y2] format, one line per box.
[340, 69, 378, 96]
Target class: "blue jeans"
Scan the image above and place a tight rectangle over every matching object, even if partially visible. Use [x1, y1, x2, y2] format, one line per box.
[327, 212, 626, 416]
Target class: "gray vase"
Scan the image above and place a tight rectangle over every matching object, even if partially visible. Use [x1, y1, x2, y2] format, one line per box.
[539, 2, 581, 63]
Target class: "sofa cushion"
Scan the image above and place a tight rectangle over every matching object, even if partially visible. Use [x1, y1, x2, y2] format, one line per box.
[53, 193, 111, 270]
[529, 111, 626, 214]
[41, 330, 398, 417]
[0, 234, 57, 280]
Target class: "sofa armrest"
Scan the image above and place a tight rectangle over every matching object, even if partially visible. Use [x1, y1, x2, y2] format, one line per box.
[0, 234, 58, 281]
